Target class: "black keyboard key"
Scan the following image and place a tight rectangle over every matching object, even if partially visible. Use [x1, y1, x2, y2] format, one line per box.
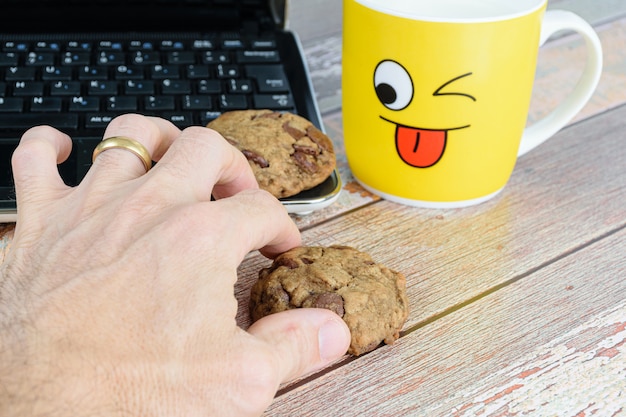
[200, 111, 222, 125]
[222, 39, 244, 49]
[253, 94, 294, 110]
[161, 79, 191, 95]
[30, 97, 62, 112]
[42, 66, 73, 81]
[3, 41, 30, 52]
[0, 113, 78, 129]
[131, 51, 160, 65]
[167, 51, 195, 65]
[88, 81, 118, 95]
[97, 51, 125, 65]
[202, 51, 230, 64]
[25, 52, 55, 66]
[236, 50, 280, 64]
[0, 52, 19, 66]
[6, 67, 36, 81]
[85, 113, 117, 129]
[125, 80, 154, 95]
[145, 95, 175, 111]
[161, 112, 193, 128]
[115, 65, 145, 80]
[160, 40, 186, 51]
[66, 41, 92, 52]
[129, 40, 155, 51]
[107, 96, 138, 111]
[186, 64, 209, 79]
[79, 66, 109, 80]
[228, 79, 252, 94]
[68, 96, 100, 112]
[34, 41, 61, 52]
[98, 41, 123, 51]
[245, 65, 289, 93]
[219, 94, 247, 110]
[62, 52, 90, 65]
[192, 40, 215, 50]
[50, 81, 81, 96]
[183, 95, 212, 110]
[251, 40, 277, 49]
[197, 79, 222, 94]
[13, 81, 44, 96]
[0, 97, 24, 112]
[151, 65, 180, 79]
[216, 64, 239, 78]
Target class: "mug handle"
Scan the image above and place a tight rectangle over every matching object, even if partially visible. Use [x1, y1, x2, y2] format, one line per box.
[518, 10, 603, 157]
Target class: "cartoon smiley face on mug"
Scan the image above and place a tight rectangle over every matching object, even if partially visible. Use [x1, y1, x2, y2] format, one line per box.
[373, 59, 476, 169]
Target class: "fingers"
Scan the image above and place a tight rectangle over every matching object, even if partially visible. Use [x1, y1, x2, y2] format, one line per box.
[248, 309, 351, 382]
[90, 114, 181, 182]
[160, 189, 300, 274]
[92, 114, 258, 203]
[150, 126, 259, 202]
[12, 126, 73, 223]
[215, 189, 300, 259]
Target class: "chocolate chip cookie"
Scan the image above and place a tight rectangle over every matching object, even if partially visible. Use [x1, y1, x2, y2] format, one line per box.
[249, 245, 409, 356]
[207, 110, 336, 198]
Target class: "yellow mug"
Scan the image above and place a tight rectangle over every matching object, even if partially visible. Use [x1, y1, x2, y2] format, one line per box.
[342, 0, 603, 208]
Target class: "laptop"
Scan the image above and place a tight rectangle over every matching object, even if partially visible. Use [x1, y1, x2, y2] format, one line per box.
[0, 0, 341, 222]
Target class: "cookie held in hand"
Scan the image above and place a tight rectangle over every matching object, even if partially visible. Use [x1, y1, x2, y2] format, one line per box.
[249, 245, 409, 356]
[207, 110, 336, 198]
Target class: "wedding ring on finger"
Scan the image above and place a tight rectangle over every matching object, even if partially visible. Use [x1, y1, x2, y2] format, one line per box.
[92, 136, 153, 173]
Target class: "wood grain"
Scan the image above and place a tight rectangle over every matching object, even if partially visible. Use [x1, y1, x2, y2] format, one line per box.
[266, 227, 626, 416]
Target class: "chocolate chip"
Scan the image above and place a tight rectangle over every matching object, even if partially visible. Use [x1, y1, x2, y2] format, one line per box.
[270, 286, 291, 305]
[292, 151, 318, 174]
[275, 256, 299, 269]
[304, 292, 345, 317]
[242, 149, 269, 168]
[255, 111, 282, 120]
[283, 122, 306, 140]
[306, 126, 332, 152]
[293, 144, 318, 155]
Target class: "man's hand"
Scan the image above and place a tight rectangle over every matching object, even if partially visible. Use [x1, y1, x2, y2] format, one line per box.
[0, 114, 350, 416]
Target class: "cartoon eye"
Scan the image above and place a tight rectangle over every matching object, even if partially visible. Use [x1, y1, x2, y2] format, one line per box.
[374, 60, 413, 111]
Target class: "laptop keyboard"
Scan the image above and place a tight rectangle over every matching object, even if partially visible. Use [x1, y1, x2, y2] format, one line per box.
[0, 34, 294, 132]
[0, 33, 297, 186]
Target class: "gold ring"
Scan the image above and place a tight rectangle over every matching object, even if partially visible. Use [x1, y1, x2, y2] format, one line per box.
[92, 136, 152, 172]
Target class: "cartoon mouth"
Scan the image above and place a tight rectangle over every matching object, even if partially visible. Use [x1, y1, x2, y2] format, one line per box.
[381, 117, 470, 168]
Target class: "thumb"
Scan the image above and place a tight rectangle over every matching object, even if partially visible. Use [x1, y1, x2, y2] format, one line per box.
[248, 308, 351, 382]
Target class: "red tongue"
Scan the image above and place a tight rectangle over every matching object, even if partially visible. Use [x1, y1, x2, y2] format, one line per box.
[396, 126, 447, 168]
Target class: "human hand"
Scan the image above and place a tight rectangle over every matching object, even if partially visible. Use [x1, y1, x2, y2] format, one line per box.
[0, 114, 350, 416]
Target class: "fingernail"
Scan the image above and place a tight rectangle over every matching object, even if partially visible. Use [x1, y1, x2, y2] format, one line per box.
[318, 318, 351, 361]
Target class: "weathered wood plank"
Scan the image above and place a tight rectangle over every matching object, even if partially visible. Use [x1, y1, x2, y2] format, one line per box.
[265, 227, 626, 416]
[548, 0, 626, 25]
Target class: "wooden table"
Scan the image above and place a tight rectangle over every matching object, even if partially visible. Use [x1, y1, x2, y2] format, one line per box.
[2, 1, 626, 415]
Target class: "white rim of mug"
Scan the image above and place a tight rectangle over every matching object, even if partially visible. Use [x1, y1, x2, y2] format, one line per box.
[352, 0, 548, 23]
[354, 177, 504, 209]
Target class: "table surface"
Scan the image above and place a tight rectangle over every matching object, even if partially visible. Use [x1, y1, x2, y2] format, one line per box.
[2, 1, 626, 416]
